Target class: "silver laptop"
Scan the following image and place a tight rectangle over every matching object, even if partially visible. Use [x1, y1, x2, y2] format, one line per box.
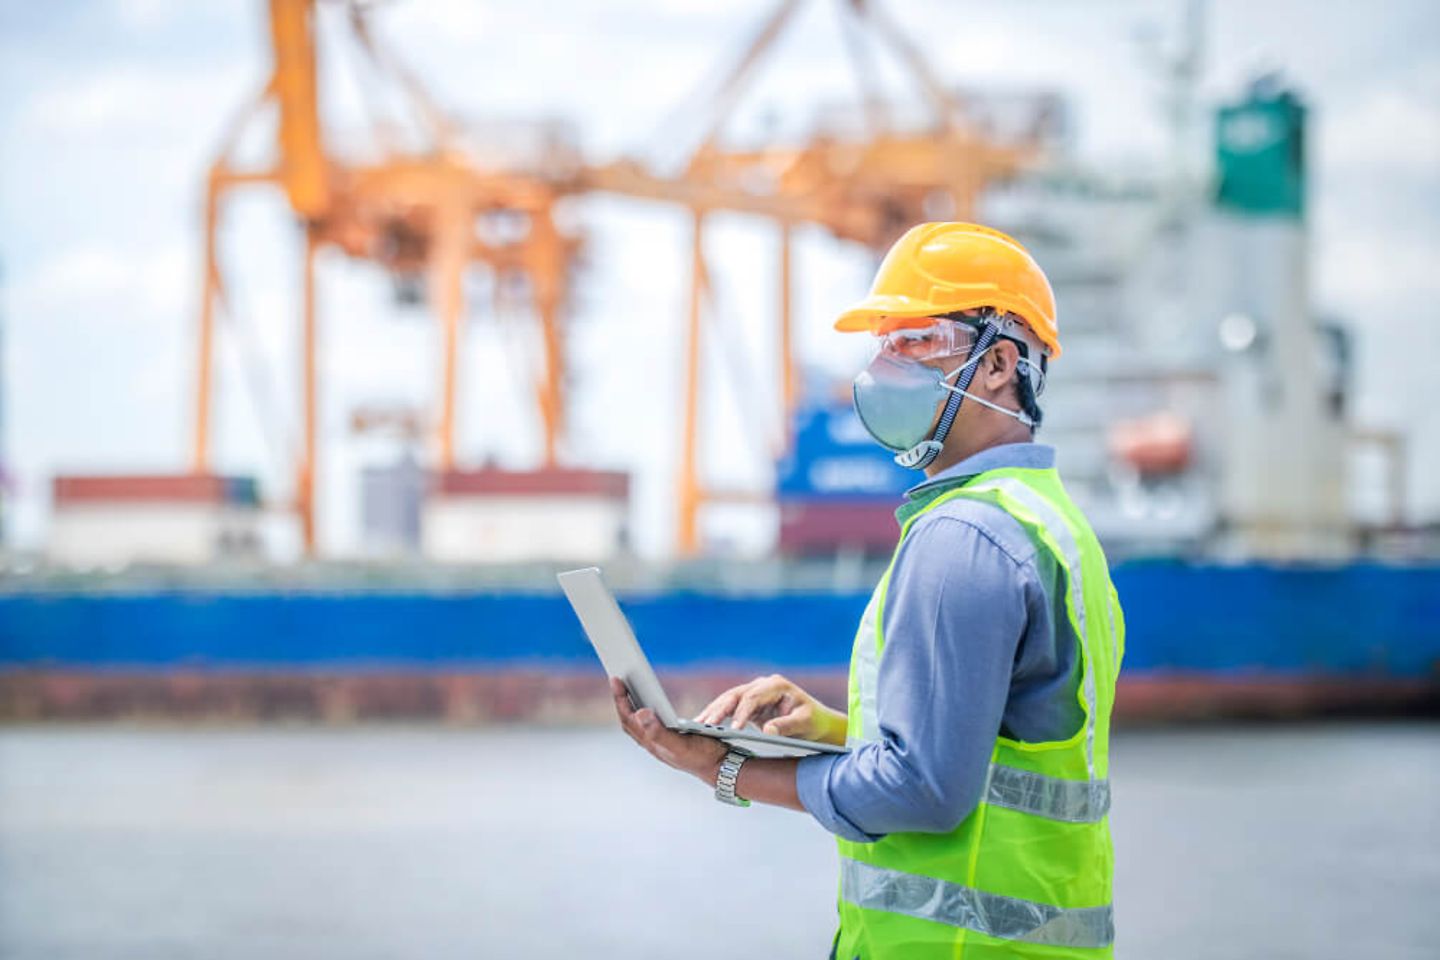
[557, 567, 847, 758]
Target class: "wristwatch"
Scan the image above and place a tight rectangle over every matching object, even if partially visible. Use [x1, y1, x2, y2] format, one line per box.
[714, 748, 752, 807]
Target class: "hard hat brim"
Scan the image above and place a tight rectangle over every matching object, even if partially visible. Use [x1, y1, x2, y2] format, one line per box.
[834, 293, 1062, 358]
[833, 295, 952, 333]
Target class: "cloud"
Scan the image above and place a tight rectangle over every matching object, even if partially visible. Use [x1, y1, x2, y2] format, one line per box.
[10, 242, 192, 324]
[108, 0, 184, 31]
[1320, 61, 1440, 179]
[1316, 226, 1440, 309]
[18, 60, 252, 142]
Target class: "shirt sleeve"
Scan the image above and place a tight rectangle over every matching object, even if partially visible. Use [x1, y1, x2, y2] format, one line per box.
[797, 509, 1032, 841]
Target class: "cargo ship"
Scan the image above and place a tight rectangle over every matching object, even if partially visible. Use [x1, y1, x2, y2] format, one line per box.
[2, 552, 1437, 723]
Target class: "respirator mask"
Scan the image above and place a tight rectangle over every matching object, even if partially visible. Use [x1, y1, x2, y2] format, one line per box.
[851, 314, 1045, 470]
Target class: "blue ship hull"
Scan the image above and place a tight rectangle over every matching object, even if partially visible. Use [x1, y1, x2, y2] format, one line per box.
[2, 562, 1437, 721]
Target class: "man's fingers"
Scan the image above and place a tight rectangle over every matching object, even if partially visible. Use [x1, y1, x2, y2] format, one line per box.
[610, 677, 633, 714]
[762, 707, 811, 739]
[623, 705, 656, 745]
[731, 685, 780, 729]
[633, 709, 681, 767]
[609, 679, 629, 719]
[695, 688, 744, 725]
[610, 678, 647, 743]
[635, 708, 670, 741]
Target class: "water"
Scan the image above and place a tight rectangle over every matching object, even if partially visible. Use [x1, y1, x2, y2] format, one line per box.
[1, 723, 1437, 959]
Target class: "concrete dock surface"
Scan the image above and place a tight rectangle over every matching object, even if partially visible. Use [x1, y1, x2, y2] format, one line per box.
[2, 723, 1437, 959]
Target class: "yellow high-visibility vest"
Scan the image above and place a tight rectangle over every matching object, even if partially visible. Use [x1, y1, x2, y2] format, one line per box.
[834, 465, 1125, 959]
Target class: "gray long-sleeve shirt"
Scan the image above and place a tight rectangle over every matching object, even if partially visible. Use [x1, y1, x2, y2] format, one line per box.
[796, 442, 1083, 843]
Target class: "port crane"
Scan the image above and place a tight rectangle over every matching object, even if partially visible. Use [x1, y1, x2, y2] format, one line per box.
[192, 0, 1041, 554]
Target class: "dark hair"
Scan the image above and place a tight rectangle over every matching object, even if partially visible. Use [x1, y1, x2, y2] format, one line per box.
[1013, 358, 1043, 430]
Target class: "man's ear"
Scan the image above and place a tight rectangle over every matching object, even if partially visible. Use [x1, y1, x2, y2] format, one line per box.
[984, 340, 1017, 391]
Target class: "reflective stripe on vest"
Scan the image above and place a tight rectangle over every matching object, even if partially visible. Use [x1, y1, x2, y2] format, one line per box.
[841, 857, 1115, 949]
[852, 590, 882, 746]
[984, 763, 1110, 823]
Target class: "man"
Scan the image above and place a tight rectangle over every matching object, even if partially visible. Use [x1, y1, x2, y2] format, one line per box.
[612, 222, 1124, 959]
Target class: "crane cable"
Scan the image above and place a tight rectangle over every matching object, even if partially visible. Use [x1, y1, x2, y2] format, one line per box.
[209, 259, 299, 486]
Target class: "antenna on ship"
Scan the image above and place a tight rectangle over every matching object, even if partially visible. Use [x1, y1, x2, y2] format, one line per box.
[1136, 0, 1208, 219]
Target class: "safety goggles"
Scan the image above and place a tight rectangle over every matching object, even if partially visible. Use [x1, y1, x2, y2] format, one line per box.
[875, 318, 979, 362]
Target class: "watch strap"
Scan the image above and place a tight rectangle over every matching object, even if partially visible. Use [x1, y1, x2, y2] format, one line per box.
[714, 748, 751, 807]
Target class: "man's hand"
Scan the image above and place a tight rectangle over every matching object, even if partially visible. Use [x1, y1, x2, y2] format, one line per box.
[611, 678, 728, 786]
[695, 674, 848, 746]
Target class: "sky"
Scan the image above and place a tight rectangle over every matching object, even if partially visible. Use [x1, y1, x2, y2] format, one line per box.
[0, 0, 1437, 559]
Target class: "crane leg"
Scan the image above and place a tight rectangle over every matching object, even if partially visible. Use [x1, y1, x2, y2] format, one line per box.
[678, 212, 706, 556]
[532, 207, 564, 468]
[192, 177, 221, 474]
[779, 221, 795, 454]
[433, 201, 468, 472]
[298, 229, 319, 553]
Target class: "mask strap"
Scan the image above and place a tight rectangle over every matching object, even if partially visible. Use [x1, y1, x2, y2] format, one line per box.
[893, 322, 1000, 469]
[941, 382, 1036, 428]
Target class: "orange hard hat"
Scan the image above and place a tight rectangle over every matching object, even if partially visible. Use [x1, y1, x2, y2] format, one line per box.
[834, 222, 1061, 358]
